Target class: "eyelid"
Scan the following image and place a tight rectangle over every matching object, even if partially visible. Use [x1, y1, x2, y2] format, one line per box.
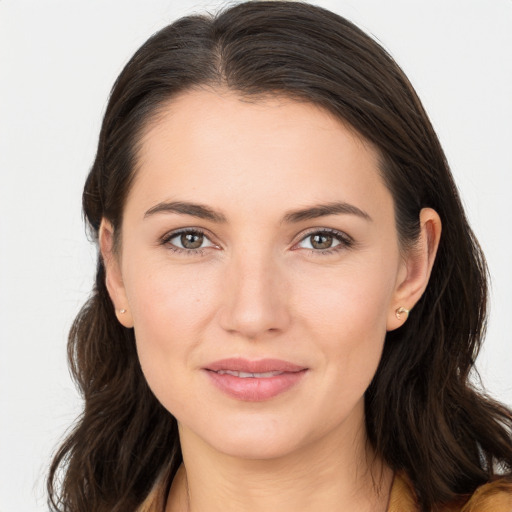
[292, 227, 354, 252]
[159, 226, 354, 256]
[160, 227, 220, 253]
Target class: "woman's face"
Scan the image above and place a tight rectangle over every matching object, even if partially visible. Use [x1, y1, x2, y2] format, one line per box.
[104, 89, 424, 460]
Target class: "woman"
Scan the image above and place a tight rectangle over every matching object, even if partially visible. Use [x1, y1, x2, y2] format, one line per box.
[47, 2, 512, 511]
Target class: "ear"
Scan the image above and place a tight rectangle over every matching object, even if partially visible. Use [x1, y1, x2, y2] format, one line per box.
[99, 219, 134, 328]
[387, 207, 442, 331]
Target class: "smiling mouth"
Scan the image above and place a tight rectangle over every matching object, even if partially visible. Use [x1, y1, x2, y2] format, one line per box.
[204, 358, 308, 401]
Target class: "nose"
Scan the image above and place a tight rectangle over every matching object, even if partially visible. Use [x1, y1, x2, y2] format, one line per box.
[218, 249, 291, 340]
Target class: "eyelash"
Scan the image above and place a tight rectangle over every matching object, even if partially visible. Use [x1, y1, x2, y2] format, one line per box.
[160, 227, 354, 257]
[294, 228, 354, 256]
[160, 228, 213, 256]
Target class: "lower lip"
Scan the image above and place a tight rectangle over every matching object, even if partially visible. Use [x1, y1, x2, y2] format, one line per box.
[204, 370, 307, 401]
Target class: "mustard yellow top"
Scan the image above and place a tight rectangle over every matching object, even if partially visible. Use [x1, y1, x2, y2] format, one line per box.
[137, 469, 512, 512]
[388, 472, 512, 512]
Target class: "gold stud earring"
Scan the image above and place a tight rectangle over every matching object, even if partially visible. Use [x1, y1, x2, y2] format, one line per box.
[395, 307, 410, 320]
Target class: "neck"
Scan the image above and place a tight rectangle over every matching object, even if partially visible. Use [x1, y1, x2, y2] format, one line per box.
[166, 418, 393, 512]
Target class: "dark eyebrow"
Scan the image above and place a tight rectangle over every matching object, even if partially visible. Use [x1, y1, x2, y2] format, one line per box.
[144, 201, 227, 223]
[144, 200, 371, 224]
[282, 201, 372, 223]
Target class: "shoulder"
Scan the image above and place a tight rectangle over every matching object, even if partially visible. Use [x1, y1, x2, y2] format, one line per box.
[139, 469, 512, 512]
[389, 472, 512, 512]
[457, 479, 512, 512]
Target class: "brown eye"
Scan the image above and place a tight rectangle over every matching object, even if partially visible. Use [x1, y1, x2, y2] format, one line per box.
[180, 232, 204, 249]
[310, 233, 334, 249]
[165, 229, 215, 251]
[296, 229, 351, 252]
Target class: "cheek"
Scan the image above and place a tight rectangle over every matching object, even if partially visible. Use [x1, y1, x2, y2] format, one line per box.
[293, 253, 396, 337]
[291, 256, 396, 390]
[127, 259, 220, 331]
[124, 262, 221, 401]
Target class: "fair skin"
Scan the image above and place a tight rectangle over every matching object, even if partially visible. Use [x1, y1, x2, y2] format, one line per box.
[101, 89, 441, 512]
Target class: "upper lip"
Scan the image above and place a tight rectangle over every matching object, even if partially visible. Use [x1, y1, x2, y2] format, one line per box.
[204, 358, 307, 373]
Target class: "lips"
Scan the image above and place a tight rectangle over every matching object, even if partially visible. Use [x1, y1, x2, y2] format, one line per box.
[203, 358, 308, 401]
[205, 358, 306, 373]
[215, 370, 286, 378]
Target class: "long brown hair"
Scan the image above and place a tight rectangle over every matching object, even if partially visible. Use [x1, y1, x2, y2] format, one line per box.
[47, 2, 512, 511]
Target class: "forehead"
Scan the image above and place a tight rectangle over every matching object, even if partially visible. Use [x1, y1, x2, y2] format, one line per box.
[139, 88, 371, 162]
[129, 88, 390, 220]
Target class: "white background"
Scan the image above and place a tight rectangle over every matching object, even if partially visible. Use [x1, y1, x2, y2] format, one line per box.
[1, 1, 511, 510]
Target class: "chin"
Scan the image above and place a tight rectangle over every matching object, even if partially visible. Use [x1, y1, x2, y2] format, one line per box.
[209, 432, 306, 461]
[183, 410, 331, 462]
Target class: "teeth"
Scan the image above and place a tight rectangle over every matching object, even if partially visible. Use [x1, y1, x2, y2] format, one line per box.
[216, 370, 284, 378]
[239, 372, 256, 378]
